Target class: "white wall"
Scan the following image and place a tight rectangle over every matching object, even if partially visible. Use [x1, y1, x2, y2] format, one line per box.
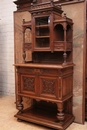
[0, 0, 16, 96]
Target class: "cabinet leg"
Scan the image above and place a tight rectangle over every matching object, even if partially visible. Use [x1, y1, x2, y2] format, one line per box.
[17, 96, 24, 114]
[56, 102, 65, 122]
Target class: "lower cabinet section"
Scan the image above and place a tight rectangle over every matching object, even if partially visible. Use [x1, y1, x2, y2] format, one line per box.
[15, 98, 74, 130]
[15, 64, 75, 130]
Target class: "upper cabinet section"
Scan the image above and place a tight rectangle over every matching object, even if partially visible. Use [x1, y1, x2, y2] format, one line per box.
[28, 1, 73, 52]
[53, 14, 73, 52]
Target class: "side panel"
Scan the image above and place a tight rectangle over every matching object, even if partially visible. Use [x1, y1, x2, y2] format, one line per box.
[62, 2, 85, 123]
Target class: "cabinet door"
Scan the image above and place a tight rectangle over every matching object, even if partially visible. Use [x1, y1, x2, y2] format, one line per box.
[32, 16, 51, 51]
[20, 74, 37, 96]
[39, 76, 58, 99]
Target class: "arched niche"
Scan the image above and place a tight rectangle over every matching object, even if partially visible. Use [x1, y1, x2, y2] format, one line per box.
[66, 24, 72, 42]
[24, 27, 32, 43]
[54, 24, 64, 41]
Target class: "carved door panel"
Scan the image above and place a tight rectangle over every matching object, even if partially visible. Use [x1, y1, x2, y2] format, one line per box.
[21, 74, 37, 95]
[39, 76, 58, 99]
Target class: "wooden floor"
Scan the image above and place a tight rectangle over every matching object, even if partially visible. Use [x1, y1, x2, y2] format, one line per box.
[0, 96, 87, 130]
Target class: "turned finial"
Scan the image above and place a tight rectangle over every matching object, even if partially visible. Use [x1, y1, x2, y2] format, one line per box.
[50, 0, 54, 5]
[31, 3, 33, 8]
[64, 13, 67, 18]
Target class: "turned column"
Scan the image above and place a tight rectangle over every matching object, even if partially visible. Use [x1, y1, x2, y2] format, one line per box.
[57, 102, 65, 122]
[17, 96, 24, 114]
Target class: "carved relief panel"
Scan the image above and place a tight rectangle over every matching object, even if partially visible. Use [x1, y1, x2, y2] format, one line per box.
[21, 74, 37, 95]
[39, 76, 58, 99]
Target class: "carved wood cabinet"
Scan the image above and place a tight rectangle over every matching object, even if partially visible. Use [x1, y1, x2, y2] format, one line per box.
[14, 0, 75, 129]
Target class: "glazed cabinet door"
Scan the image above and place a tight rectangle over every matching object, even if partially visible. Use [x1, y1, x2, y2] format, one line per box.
[32, 15, 53, 51]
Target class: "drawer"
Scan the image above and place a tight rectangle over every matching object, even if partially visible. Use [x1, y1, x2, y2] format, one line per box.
[18, 67, 58, 76]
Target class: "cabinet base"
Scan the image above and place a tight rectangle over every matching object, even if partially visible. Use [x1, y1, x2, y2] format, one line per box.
[15, 107, 74, 130]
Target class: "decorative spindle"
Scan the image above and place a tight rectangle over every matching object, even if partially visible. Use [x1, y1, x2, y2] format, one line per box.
[31, 3, 33, 9]
[50, 0, 54, 6]
[64, 13, 67, 18]
[63, 52, 67, 65]
[23, 19, 25, 24]
[23, 51, 26, 63]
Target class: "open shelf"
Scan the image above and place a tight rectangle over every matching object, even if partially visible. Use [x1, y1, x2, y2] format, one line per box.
[36, 36, 50, 38]
[36, 24, 49, 28]
[15, 106, 74, 130]
[35, 37, 50, 48]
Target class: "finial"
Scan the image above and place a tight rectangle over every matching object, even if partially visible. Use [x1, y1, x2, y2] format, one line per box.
[50, 0, 54, 6]
[31, 3, 33, 6]
[31, 3, 33, 9]
[64, 13, 67, 18]
[59, 4, 62, 9]
[23, 19, 25, 24]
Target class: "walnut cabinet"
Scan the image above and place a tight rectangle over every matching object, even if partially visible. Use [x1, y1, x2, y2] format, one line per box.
[14, 0, 75, 129]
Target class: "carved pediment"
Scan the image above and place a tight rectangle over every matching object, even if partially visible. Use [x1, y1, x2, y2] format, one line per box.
[13, 0, 84, 11]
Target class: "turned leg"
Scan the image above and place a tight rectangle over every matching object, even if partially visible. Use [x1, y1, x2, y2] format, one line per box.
[56, 102, 65, 122]
[17, 96, 24, 114]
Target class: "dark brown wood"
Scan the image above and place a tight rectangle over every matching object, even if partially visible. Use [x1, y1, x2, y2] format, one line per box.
[13, 0, 32, 11]
[14, 0, 74, 129]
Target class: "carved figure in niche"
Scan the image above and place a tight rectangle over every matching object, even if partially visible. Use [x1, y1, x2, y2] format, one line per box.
[25, 28, 32, 43]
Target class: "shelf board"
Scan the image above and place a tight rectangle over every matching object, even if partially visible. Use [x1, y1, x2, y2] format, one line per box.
[36, 36, 50, 38]
[36, 24, 49, 28]
[15, 107, 75, 130]
[54, 41, 72, 43]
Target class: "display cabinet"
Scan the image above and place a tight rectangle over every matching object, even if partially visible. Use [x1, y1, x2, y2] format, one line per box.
[14, 1, 75, 129]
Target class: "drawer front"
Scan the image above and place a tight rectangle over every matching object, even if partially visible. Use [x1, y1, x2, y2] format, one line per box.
[39, 76, 58, 99]
[18, 67, 58, 76]
[20, 74, 37, 95]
